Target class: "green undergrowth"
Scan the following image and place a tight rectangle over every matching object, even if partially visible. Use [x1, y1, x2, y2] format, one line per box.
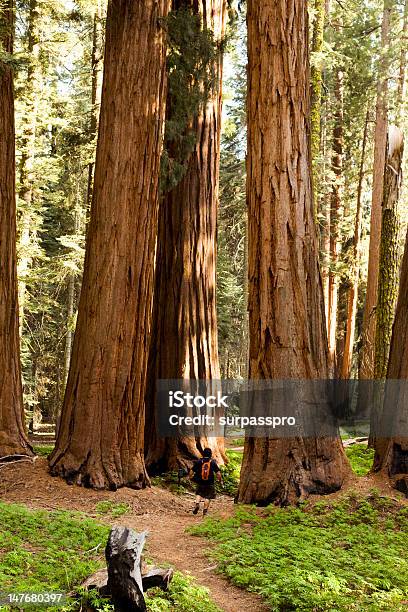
[345, 444, 375, 476]
[190, 491, 408, 611]
[32, 445, 54, 458]
[0, 502, 220, 612]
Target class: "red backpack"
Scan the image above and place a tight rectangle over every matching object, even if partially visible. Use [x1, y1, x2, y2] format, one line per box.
[201, 459, 211, 481]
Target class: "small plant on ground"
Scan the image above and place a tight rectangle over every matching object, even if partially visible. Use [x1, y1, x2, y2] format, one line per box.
[94, 501, 130, 518]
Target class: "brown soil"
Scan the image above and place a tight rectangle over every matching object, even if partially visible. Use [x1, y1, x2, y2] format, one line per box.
[1, 458, 406, 611]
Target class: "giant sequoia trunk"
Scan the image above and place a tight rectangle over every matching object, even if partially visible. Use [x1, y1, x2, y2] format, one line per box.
[49, 0, 169, 489]
[0, 0, 33, 458]
[144, 0, 227, 474]
[359, 0, 391, 384]
[374, 228, 408, 496]
[237, 0, 349, 507]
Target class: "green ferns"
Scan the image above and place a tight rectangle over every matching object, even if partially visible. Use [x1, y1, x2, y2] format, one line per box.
[191, 492, 408, 611]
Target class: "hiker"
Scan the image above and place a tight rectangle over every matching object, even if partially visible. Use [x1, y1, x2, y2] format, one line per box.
[190, 448, 222, 516]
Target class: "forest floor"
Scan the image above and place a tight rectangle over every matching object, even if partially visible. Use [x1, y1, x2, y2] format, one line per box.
[0, 457, 268, 612]
[1, 456, 407, 611]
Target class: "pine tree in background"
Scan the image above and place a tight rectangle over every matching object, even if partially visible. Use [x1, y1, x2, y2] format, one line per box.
[0, 0, 33, 458]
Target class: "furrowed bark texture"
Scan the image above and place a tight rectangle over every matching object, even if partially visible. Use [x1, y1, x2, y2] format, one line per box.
[359, 0, 391, 383]
[374, 127, 404, 380]
[49, 0, 169, 489]
[375, 227, 408, 496]
[0, 0, 33, 457]
[145, 0, 227, 474]
[237, 0, 348, 506]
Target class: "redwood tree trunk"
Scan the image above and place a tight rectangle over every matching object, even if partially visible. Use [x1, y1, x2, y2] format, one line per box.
[374, 226, 408, 496]
[0, 0, 33, 458]
[145, 0, 227, 474]
[49, 0, 170, 489]
[374, 127, 404, 380]
[340, 109, 369, 379]
[327, 69, 344, 376]
[237, 0, 349, 507]
[359, 0, 391, 383]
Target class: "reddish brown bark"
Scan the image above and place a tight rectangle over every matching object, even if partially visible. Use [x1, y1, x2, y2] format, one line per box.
[0, 0, 33, 458]
[49, 0, 170, 489]
[145, 0, 227, 474]
[237, 0, 349, 506]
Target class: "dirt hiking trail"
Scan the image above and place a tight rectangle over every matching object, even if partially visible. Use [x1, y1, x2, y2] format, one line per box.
[0, 458, 269, 612]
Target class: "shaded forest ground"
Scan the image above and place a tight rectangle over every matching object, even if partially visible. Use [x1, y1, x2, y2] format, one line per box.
[1, 453, 407, 611]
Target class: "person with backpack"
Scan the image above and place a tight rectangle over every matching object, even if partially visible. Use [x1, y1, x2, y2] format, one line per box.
[190, 448, 222, 516]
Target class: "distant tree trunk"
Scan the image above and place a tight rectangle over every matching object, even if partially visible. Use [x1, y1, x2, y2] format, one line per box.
[359, 0, 392, 383]
[17, 0, 42, 335]
[310, 0, 326, 204]
[340, 109, 370, 379]
[86, 0, 104, 208]
[0, 0, 33, 458]
[49, 0, 170, 489]
[374, 127, 404, 380]
[237, 0, 349, 507]
[327, 69, 344, 376]
[374, 227, 408, 495]
[145, 0, 227, 474]
[396, 0, 408, 119]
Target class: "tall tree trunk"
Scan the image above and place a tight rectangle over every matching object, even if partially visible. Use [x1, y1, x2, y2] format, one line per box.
[374, 127, 404, 380]
[145, 0, 227, 474]
[310, 0, 326, 210]
[17, 0, 41, 335]
[396, 0, 408, 119]
[327, 69, 344, 376]
[237, 0, 349, 507]
[49, 0, 170, 489]
[86, 0, 104, 208]
[359, 0, 392, 383]
[0, 0, 33, 458]
[340, 109, 370, 379]
[374, 226, 408, 496]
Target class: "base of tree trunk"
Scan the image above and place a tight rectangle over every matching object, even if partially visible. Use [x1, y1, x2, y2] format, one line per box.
[375, 439, 408, 497]
[0, 434, 33, 460]
[49, 451, 149, 491]
[237, 437, 350, 506]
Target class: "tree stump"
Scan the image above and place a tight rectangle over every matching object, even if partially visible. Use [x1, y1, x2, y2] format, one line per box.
[79, 527, 174, 612]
